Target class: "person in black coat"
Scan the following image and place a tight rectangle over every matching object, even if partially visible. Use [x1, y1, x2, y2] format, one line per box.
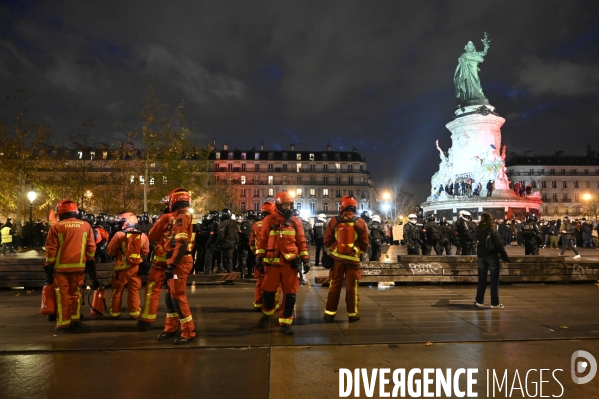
[474, 212, 510, 309]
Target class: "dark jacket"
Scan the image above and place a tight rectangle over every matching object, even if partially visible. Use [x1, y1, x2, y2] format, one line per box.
[475, 222, 510, 262]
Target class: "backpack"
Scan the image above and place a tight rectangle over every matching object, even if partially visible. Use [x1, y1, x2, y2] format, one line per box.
[370, 223, 384, 242]
[426, 223, 441, 240]
[240, 221, 253, 242]
[334, 216, 358, 255]
[123, 232, 144, 265]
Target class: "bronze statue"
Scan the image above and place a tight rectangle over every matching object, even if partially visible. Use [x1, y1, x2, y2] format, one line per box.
[454, 33, 491, 106]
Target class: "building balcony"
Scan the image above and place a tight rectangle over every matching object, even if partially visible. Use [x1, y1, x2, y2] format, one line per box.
[560, 199, 572, 203]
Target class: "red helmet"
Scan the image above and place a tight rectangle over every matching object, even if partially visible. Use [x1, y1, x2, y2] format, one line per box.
[261, 201, 276, 215]
[117, 212, 139, 231]
[274, 192, 294, 205]
[168, 188, 191, 210]
[56, 199, 78, 219]
[339, 196, 357, 213]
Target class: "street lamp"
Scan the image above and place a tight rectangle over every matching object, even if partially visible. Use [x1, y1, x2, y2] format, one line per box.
[84, 190, 93, 211]
[27, 189, 37, 224]
[381, 191, 391, 221]
[583, 193, 591, 218]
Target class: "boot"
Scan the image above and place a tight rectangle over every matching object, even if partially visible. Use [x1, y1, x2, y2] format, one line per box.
[258, 315, 270, 328]
[174, 335, 195, 345]
[280, 325, 294, 335]
[137, 320, 152, 332]
[157, 331, 178, 340]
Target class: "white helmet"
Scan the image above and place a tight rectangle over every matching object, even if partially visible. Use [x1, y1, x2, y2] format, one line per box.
[231, 214, 237, 221]
[317, 213, 327, 222]
[408, 214, 417, 224]
[301, 216, 310, 222]
[371, 215, 381, 223]
[458, 210, 472, 221]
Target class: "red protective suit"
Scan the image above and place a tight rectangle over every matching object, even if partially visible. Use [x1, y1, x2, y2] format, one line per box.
[256, 213, 309, 325]
[45, 218, 96, 330]
[107, 230, 150, 318]
[323, 211, 369, 321]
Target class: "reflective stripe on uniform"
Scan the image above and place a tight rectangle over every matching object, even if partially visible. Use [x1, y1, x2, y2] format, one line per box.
[255, 249, 265, 254]
[262, 307, 276, 316]
[268, 230, 296, 236]
[324, 309, 337, 316]
[330, 249, 360, 262]
[299, 251, 309, 257]
[141, 281, 155, 320]
[129, 311, 140, 317]
[265, 258, 280, 263]
[348, 279, 359, 317]
[54, 232, 89, 270]
[166, 312, 179, 319]
[279, 318, 293, 325]
[253, 302, 263, 308]
[175, 233, 188, 239]
[180, 315, 192, 324]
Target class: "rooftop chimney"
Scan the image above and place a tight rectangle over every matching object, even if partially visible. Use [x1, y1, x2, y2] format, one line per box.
[555, 150, 564, 157]
[326, 143, 332, 151]
[524, 150, 533, 157]
[290, 144, 295, 151]
[260, 142, 264, 151]
[223, 142, 228, 151]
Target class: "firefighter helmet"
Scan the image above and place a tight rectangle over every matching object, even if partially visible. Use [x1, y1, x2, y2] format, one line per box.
[169, 188, 191, 210]
[274, 192, 294, 217]
[56, 200, 78, 220]
[261, 201, 276, 215]
[339, 196, 357, 213]
[118, 212, 139, 231]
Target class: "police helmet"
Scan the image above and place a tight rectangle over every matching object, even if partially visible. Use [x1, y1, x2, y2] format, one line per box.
[77, 208, 87, 220]
[458, 210, 472, 221]
[317, 213, 327, 222]
[209, 210, 220, 220]
[220, 208, 232, 220]
[246, 210, 257, 220]
[85, 213, 96, 225]
[292, 209, 300, 217]
[426, 214, 436, 222]
[140, 212, 150, 224]
[440, 217, 447, 225]
[230, 213, 237, 221]
[526, 214, 538, 223]
[151, 214, 159, 222]
[408, 214, 417, 224]
[371, 215, 381, 223]
[106, 215, 116, 225]
[360, 210, 371, 222]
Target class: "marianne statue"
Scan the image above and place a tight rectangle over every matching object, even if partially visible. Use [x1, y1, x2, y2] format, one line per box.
[454, 33, 491, 107]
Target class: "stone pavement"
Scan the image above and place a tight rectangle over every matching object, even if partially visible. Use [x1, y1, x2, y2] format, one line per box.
[1, 270, 598, 398]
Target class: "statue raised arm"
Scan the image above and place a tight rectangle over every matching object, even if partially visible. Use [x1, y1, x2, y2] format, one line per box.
[435, 140, 447, 163]
[454, 33, 491, 106]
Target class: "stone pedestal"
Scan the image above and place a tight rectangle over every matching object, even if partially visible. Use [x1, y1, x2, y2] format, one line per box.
[423, 103, 540, 220]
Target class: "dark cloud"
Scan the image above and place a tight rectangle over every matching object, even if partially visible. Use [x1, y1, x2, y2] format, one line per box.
[1, 0, 599, 200]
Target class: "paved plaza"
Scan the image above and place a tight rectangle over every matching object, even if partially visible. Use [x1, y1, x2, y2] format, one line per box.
[1, 248, 599, 398]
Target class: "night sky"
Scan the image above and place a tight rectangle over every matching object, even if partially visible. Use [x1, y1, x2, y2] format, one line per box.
[2, 1, 599, 200]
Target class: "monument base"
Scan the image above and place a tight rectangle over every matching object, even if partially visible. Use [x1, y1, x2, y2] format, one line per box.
[421, 195, 542, 221]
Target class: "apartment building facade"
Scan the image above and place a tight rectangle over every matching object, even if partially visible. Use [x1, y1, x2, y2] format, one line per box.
[209, 144, 376, 217]
[506, 149, 599, 219]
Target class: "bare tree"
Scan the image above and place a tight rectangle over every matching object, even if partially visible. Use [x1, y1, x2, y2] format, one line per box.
[376, 180, 418, 223]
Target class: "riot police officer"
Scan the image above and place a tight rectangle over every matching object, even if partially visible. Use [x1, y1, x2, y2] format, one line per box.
[360, 211, 372, 261]
[454, 210, 476, 255]
[403, 214, 422, 255]
[438, 217, 453, 255]
[369, 215, 386, 261]
[423, 214, 442, 255]
[313, 214, 327, 266]
[522, 213, 543, 255]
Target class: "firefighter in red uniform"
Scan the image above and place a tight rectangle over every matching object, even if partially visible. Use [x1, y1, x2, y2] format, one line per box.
[255, 192, 309, 335]
[323, 196, 369, 323]
[44, 200, 98, 332]
[137, 208, 174, 331]
[159, 188, 196, 344]
[106, 212, 150, 319]
[250, 201, 278, 310]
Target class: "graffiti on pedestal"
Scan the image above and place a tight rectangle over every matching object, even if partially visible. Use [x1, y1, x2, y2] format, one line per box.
[408, 263, 443, 275]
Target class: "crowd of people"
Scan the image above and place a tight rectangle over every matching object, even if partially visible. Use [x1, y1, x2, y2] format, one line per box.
[401, 209, 598, 258]
[8, 194, 597, 340]
[36, 190, 388, 338]
[0, 218, 49, 255]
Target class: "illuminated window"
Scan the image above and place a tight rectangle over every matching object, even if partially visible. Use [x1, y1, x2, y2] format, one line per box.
[335, 163, 341, 172]
[268, 176, 273, 185]
[323, 188, 329, 197]
[139, 176, 145, 184]
[296, 154, 301, 160]
[90, 151, 95, 160]
[309, 153, 314, 161]
[268, 188, 274, 196]
[228, 152, 233, 159]
[241, 152, 247, 160]
[215, 152, 220, 160]
[130, 175, 135, 183]
[102, 151, 108, 159]
[296, 188, 303, 197]
[255, 153, 260, 160]
[78, 151, 83, 159]
[296, 163, 302, 173]
[241, 176, 246, 184]
[150, 177, 155, 185]
[310, 188, 315, 197]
